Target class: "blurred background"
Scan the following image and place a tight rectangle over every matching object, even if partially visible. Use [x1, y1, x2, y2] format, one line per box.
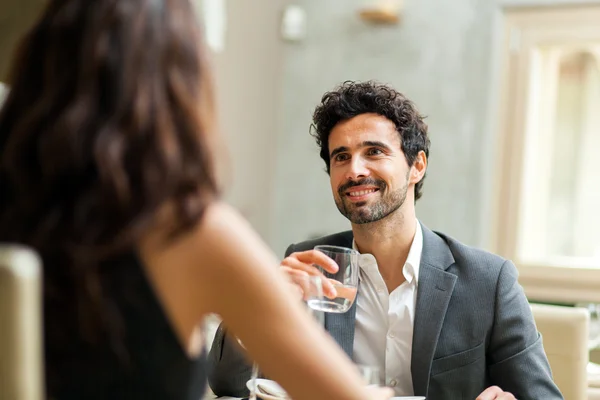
[2, 0, 600, 394]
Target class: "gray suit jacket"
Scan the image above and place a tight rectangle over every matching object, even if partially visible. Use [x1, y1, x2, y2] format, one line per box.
[207, 225, 563, 400]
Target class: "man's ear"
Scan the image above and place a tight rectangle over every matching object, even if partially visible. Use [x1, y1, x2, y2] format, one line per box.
[410, 150, 427, 184]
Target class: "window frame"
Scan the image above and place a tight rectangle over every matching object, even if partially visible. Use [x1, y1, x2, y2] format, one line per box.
[492, 4, 600, 303]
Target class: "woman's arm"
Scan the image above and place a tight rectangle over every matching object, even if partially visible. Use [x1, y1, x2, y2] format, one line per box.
[140, 202, 391, 400]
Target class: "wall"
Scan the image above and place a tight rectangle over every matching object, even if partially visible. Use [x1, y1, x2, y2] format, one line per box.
[209, 0, 286, 240]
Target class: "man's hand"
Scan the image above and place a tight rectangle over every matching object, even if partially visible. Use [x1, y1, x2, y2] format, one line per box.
[477, 386, 517, 400]
[280, 250, 339, 299]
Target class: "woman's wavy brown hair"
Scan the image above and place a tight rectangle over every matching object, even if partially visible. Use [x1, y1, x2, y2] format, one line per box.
[0, 0, 219, 370]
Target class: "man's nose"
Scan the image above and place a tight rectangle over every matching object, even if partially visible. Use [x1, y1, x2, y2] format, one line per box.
[345, 156, 370, 181]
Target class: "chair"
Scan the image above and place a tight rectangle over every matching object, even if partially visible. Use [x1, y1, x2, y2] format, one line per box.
[0, 245, 44, 400]
[531, 303, 589, 400]
[590, 387, 600, 400]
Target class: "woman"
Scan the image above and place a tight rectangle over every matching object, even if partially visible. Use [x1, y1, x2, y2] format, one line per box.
[0, 0, 392, 399]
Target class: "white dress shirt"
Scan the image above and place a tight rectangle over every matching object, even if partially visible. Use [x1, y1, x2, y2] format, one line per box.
[352, 221, 423, 396]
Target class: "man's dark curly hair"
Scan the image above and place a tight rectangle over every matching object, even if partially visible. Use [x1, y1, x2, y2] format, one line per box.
[311, 80, 430, 201]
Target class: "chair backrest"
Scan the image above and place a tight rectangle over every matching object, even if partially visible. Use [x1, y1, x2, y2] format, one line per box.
[531, 303, 589, 400]
[0, 245, 43, 400]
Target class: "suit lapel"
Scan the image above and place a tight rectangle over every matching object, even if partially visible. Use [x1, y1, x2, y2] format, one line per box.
[411, 225, 457, 397]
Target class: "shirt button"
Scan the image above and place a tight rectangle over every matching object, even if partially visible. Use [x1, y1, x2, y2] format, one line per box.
[388, 332, 395, 339]
[389, 379, 397, 387]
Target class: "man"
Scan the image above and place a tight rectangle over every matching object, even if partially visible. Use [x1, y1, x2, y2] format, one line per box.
[208, 81, 563, 400]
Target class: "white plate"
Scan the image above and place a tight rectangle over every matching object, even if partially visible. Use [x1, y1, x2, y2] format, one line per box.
[245, 378, 289, 399]
[391, 397, 426, 399]
[244, 380, 426, 400]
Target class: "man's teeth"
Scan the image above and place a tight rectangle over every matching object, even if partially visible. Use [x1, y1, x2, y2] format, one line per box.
[349, 189, 376, 197]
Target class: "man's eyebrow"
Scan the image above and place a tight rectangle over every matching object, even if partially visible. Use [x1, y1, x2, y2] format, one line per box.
[362, 141, 392, 151]
[330, 146, 349, 158]
[330, 141, 393, 159]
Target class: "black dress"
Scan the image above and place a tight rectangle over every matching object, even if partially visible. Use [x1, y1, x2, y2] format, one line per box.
[45, 253, 207, 400]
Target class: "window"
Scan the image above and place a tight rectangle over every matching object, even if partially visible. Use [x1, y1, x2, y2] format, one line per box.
[493, 5, 600, 303]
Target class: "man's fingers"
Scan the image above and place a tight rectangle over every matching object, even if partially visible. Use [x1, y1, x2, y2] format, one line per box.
[281, 257, 320, 275]
[291, 250, 339, 273]
[281, 255, 338, 296]
[281, 266, 309, 279]
[280, 264, 337, 298]
[497, 392, 515, 400]
[476, 386, 505, 400]
[329, 279, 354, 300]
[281, 267, 310, 299]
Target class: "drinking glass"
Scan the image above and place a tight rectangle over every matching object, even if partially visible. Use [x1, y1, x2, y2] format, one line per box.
[357, 364, 382, 387]
[310, 245, 359, 313]
[300, 274, 327, 326]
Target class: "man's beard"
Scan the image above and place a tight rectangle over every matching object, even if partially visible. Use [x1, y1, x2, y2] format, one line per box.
[334, 173, 409, 224]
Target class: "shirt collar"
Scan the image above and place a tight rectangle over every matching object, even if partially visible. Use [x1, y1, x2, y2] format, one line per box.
[352, 219, 423, 285]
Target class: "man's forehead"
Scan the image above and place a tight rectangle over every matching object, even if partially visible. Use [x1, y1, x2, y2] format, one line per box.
[329, 117, 400, 148]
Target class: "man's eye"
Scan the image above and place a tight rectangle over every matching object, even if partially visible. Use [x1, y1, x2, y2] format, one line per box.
[367, 148, 383, 155]
[334, 154, 349, 162]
